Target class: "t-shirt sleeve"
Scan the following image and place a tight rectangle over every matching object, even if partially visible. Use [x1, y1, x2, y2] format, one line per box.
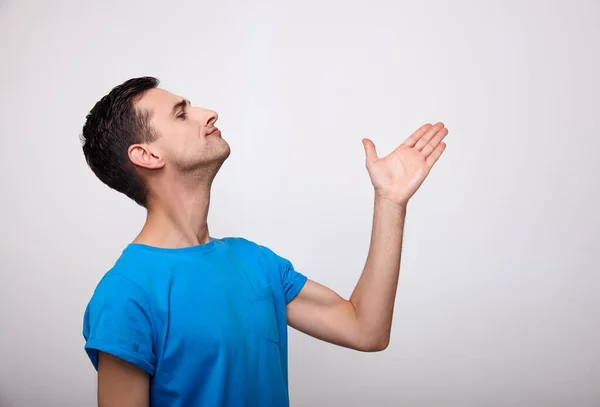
[258, 244, 308, 304]
[82, 274, 156, 376]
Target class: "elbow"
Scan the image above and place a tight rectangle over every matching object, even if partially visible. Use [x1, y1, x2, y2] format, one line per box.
[366, 338, 390, 352]
[356, 334, 390, 352]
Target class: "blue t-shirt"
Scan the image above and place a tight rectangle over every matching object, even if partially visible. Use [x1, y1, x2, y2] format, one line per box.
[82, 236, 307, 406]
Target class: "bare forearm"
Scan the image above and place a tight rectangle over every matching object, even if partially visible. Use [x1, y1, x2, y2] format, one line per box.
[288, 123, 446, 352]
[349, 195, 406, 349]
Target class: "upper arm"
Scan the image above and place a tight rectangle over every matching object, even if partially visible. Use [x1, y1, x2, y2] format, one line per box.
[286, 279, 366, 350]
[253, 241, 382, 351]
[83, 274, 156, 394]
[98, 352, 149, 407]
[255, 242, 307, 304]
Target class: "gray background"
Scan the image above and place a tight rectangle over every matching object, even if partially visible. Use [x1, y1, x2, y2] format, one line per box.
[0, 0, 599, 406]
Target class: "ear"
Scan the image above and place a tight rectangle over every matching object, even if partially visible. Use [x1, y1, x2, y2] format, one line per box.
[128, 144, 165, 170]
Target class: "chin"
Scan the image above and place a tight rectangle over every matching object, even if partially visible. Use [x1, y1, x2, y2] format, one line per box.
[207, 143, 231, 167]
[219, 140, 232, 159]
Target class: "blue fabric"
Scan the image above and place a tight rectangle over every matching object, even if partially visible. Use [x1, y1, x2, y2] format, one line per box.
[82, 237, 307, 407]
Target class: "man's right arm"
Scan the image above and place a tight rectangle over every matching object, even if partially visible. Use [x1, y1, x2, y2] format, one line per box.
[83, 274, 156, 407]
[98, 352, 149, 407]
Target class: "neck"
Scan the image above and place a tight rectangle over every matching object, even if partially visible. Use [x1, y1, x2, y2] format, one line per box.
[133, 175, 214, 249]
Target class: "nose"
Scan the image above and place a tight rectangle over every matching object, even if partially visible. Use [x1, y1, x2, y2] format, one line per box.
[195, 107, 218, 127]
[207, 112, 218, 127]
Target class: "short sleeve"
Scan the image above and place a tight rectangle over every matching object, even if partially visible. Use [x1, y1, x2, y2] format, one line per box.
[82, 274, 156, 375]
[258, 245, 308, 304]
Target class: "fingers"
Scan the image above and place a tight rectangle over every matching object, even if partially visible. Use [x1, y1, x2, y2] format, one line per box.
[402, 123, 433, 147]
[362, 138, 378, 166]
[414, 122, 445, 152]
[426, 142, 446, 167]
[421, 126, 448, 158]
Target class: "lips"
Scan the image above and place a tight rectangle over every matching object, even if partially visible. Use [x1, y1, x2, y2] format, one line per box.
[207, 127, 221, 136]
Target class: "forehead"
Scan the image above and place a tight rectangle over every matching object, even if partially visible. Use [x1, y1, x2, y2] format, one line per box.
[135, 88, 181, 115]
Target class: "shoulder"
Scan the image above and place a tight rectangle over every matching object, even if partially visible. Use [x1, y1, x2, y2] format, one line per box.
[84, 255, 157, 336]
[218, 236, 282, 261]
[87, 248, 156, 307]
[98, 244, 171, 289]
[83, 259, 157, 375]
[88, 271, 151, 312]
[218, 236, 295, 277]
[218, 236, 258, 249]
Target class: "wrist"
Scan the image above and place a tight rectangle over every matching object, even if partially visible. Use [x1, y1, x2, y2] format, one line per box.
[374, 193, 408, 212]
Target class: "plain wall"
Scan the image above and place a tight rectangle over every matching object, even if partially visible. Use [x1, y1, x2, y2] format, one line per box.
[0, 0, 599, 406]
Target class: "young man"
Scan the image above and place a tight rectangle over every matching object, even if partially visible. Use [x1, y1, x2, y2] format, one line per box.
[81, 76, 448, 406]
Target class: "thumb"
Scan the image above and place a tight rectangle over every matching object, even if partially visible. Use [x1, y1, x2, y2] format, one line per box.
[362, 138, 378, 166]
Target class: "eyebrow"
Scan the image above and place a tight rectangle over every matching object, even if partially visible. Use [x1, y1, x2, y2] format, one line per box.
[171, 99, 190, 116]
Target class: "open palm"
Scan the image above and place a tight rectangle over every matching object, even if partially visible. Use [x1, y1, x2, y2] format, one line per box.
[362, 122, 448, 206]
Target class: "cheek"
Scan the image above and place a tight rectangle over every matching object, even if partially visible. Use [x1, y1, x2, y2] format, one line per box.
[180, 133, 210, 158]
[176, 128, 202, 149]
[161, 126, 207, 160]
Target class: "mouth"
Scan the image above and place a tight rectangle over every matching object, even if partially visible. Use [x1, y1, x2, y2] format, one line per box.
[206, 127, 221, 137]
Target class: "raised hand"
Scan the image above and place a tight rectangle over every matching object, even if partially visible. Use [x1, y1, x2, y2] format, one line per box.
[362, 122, 448, 207]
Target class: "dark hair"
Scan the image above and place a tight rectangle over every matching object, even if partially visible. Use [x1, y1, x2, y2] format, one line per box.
[81, 76, 160, 208]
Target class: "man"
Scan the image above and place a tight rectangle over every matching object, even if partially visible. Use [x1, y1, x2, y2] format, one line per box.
[81, 76, 448, 406]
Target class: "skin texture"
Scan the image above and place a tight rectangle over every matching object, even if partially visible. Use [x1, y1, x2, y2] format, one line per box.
[287, 123, 447, 351]
[98, 353, 149, 407]
[95, 87, 448, 405]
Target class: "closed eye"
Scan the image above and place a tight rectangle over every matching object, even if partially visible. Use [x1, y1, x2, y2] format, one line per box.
[172, 98, 191, 120]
